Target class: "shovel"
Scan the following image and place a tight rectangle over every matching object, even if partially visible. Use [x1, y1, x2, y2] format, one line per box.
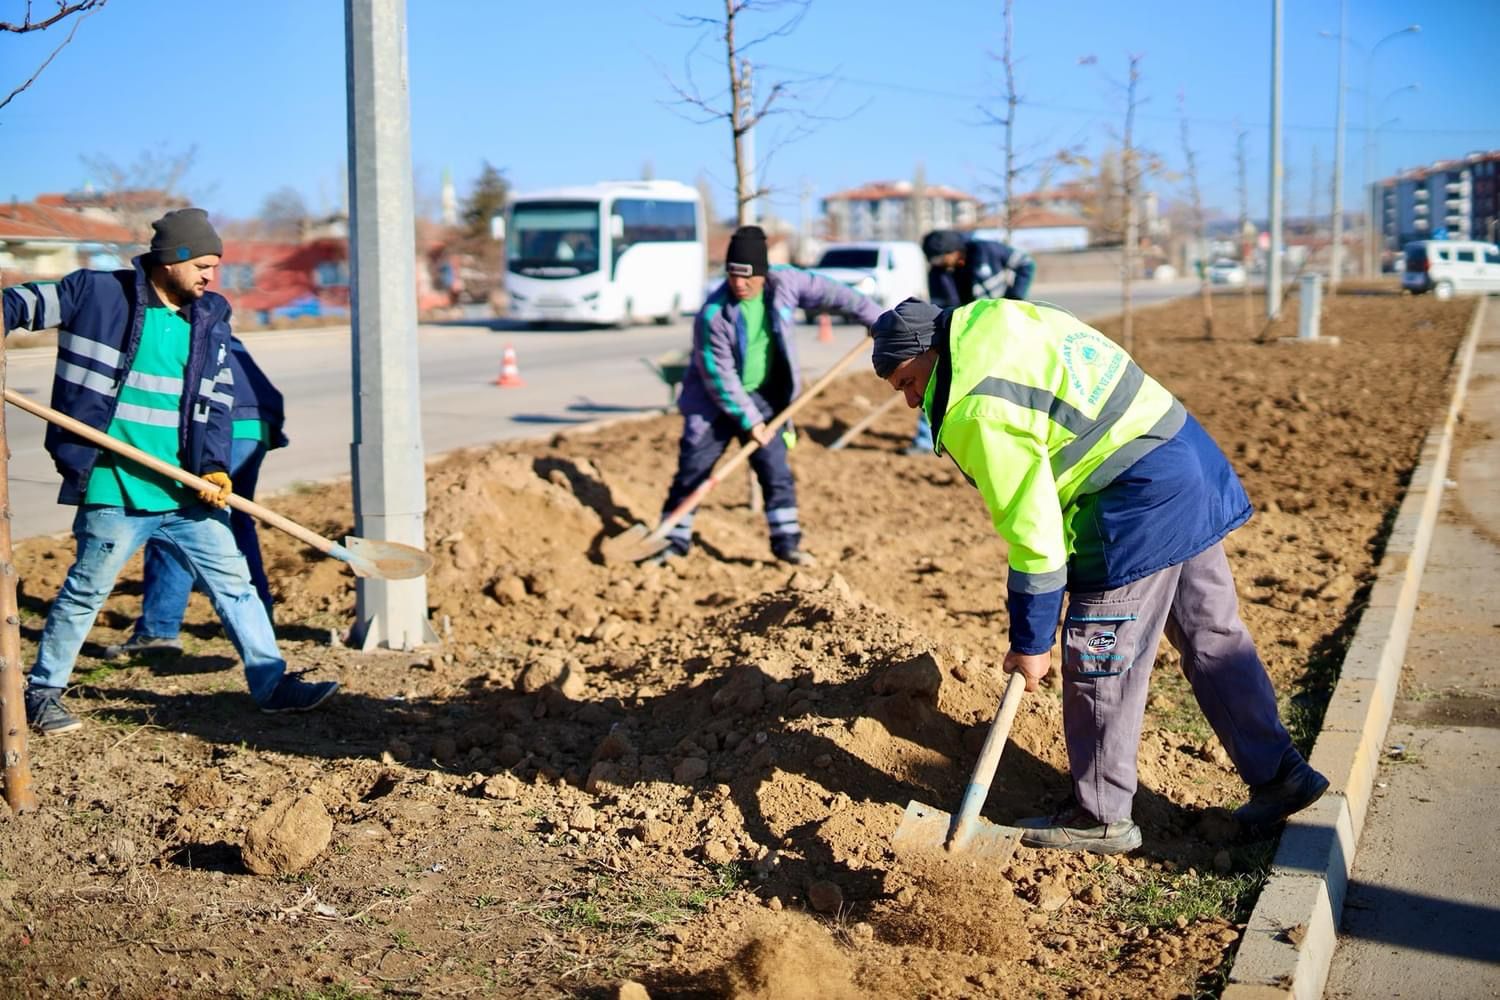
[601, 334, 872, 565]
[4, 388, 433, 581]
[892, 669, 1027, 860]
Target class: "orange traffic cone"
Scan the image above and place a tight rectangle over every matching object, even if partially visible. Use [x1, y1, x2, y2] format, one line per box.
[817, 313, 834, 343]
[493, 345, 525, 387]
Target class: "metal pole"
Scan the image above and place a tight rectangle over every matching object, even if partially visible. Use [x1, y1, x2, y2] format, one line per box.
[344, 0, 437, 650]
[1267, 0, 1284, 319]
[1329, 0, 1347, 294]
[1364, 57, 1375, 278]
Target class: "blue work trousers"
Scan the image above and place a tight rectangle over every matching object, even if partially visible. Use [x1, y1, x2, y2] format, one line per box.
[30, 504, 286, 704]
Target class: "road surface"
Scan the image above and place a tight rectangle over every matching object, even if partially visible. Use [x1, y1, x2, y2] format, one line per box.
[3, 279, 1196, 540]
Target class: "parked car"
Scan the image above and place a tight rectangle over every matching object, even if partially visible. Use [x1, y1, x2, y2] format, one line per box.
[806, 241, 928, 315]
[1401, 240, 1500, 299]
[1207, 259, 1247, 286]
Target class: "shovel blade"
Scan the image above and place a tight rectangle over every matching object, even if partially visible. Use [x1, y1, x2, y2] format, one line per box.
[891, 799, 1023, 862]
[600, 523, 666, 565]
[339, 536, 434, 580]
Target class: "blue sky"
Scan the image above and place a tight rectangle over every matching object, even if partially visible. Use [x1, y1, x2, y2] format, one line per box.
[3, 0, 1496, 225]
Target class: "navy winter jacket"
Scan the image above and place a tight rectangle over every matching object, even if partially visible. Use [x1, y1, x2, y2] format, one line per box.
[2, 257, 236, 505]
[678, 265, 883, 429]
[227, 336, 289, 450]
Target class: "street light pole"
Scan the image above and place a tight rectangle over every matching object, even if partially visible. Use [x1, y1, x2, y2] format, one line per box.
[1329, 0, 1348, 294]
[344, 0, 437, 650]
[1267, 0, 1284, 319]
[1362, 25, 1421, 277]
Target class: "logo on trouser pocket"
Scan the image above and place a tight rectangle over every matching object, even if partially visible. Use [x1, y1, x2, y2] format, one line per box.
[1086, 631, 1117, 653]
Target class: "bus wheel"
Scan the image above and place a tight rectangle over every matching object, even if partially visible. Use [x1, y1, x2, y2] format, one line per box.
[656, 295, 680, 325]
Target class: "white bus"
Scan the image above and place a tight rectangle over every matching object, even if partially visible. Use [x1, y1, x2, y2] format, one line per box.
[504, 180, 706, 326]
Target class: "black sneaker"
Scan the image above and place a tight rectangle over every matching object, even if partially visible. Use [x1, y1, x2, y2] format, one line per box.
[102, 634, 184, 660]
[259, 675, 339, 714]
[1018, 801, 1142, 855]
[774, 549, 818, 568]
[1234, 759, 1330, 829]
[24, 685, 83, 737]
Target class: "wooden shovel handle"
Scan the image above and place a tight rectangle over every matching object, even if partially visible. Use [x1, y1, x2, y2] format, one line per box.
[948, 670, 1028, 849]
[648, 335, 872, 543]
[3, 388, 338, 557]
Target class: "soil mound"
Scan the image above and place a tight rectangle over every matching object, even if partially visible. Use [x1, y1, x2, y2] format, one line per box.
[724, 914, 859, 999]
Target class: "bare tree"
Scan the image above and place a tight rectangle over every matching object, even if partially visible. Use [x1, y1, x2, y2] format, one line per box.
[79, 144, 199, 243]
[0, 0, 106, 113]
[663, 0, 844, 226]
[1235, 125, 1253, 333]
[1177, 90, 1212, 340]
[258, 186, 310, 240]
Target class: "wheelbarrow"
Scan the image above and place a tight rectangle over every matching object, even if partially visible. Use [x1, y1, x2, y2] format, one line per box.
[641, 350, 691, 406]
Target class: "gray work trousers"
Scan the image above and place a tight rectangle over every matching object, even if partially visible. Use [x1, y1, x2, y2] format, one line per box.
[1061, 541, 1297, 823]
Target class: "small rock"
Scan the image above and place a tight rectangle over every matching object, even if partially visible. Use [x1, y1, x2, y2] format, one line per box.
[786, 571, 820, 592]
[241, 795, 333, 876]
[569, 805, 599, 832]
[593, 728, 634, 762]
[554, 664, 587, 700]
[518, 655, 565, 694]
[766, 895, 783, 911]
[704, 840, 735, 865]
[639, 820, 672, 845]
[807, 879, 844, 914]
[813, 754, 832, 769]
[1035, 874, 1071, 912]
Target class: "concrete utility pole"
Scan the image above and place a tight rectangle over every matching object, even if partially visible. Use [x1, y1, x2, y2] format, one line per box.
[1329, 0, 1348, 294]
[1362, 25, 1421, 277]
[344, 0, 437, 650]
[1267, 0, 1284, 319]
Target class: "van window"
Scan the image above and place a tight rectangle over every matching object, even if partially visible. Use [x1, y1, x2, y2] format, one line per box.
[818, 248, 880, 269]
[1486, 247, 1500, 265]
[1434, 247, 1451, 261]
[1457, 249, 1477, 263]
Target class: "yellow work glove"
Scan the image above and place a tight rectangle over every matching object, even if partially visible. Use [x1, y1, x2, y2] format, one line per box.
[197, 471, 232, 509]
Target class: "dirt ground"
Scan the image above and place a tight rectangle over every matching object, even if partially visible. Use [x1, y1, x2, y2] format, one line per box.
[0, 291, 1474, 999]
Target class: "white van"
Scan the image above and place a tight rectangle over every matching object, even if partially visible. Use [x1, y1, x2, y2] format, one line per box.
[1401, 240, 1500, 299]
[807, 241, 929, 311]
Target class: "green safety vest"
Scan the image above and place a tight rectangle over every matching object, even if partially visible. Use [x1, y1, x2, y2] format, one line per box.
[926, 299, 1185, 596]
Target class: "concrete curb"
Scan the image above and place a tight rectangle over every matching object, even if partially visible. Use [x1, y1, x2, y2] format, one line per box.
[1223, 295, 1491, 999]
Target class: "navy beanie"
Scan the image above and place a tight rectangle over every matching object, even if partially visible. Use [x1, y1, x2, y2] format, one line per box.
[150, 208, 223, 263]
[871, 298, 943, 378]
[921, 229, 965, 261]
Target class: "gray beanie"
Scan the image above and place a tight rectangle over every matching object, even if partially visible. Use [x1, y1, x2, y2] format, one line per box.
[871, 298, 943, 378]
[150, 207, 223, 263]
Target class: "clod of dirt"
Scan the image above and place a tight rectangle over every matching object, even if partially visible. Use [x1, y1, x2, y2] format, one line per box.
[616, 982, 651, 1000]
[674, 758, 709, 783]
[1034, 872, 1071, 912]
[873, 651, 943, 699]
[871, 858, 1030, 959]
[241, 795, 333, 876]
[806, 879, 844, 914]
[478, 774, 520, 800]
[175, 769, 229, 810]
[489, 575, 528, 605]
[569, 804, 598, 832]
[725, 915, 859, 1000]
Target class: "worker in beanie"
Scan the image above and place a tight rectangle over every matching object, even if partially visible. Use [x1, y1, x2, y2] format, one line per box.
[908, 229, 1036, 455]
[1, 207, 338, 735]
[870, 296, 1327, 853]
[642, 225, 882, 566]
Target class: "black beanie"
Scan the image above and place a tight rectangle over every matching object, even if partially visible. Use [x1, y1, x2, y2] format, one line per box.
[150, 207, 223, 263]
[921, 229, 965, 261]
[725, 225, 769, 277]
[871, 298, 943, 378]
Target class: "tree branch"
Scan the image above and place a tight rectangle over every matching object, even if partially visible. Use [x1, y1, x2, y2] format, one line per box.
[0, 0, 105, 33]
[0, 2, 101, 112]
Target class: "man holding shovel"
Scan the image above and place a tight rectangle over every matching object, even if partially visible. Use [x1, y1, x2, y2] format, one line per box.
[639, 225, 882, 566]
[871, 297, 1327, 853]
[2, 208, 337, 735]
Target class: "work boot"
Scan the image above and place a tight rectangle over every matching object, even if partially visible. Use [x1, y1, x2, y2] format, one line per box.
[259, 674, 339, 714]
[1234, 758, 1329, 829]
[774, 548, 817, 568]
[24, 685, 83, 737]
[102, 633, 183, 660]
[636, 545, 685, 568]
[1018, 800, 1142, 855]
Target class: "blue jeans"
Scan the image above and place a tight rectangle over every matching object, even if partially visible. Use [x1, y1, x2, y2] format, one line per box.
[136, 437, 272, 639]
[30, 504, 286, 704]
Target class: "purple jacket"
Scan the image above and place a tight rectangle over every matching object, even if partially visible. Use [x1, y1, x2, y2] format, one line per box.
[678, 265, 882, 429]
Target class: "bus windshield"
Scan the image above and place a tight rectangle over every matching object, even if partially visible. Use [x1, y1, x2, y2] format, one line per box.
[509, 202, 601, 276]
